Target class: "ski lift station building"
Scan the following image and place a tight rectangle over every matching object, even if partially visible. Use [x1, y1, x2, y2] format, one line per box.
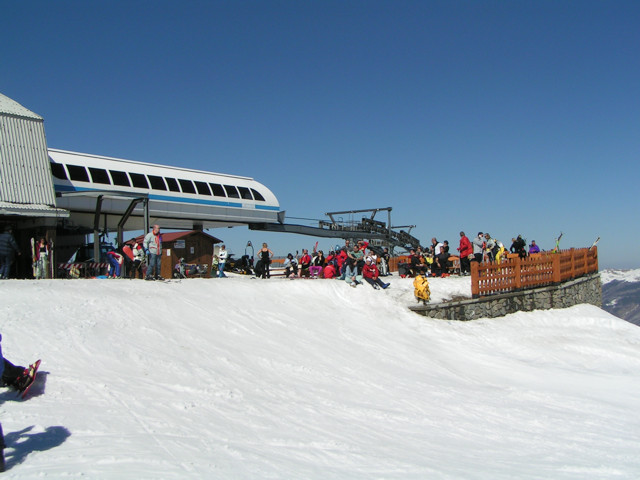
[0, 92, 283, 278]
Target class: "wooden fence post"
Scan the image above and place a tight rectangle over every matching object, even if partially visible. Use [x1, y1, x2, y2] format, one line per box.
[514, 256, 521, 290]
[552, 253, 561, 283]
[570, 248, 576, 278]
[471, 260, 479, 298]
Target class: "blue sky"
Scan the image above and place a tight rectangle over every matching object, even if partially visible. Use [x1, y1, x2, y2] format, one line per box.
[2, 1, 638, 268]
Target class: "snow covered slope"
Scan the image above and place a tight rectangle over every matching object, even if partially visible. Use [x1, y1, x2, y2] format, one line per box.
[601, 268, 640, 326]
[0, 276, 639, 479]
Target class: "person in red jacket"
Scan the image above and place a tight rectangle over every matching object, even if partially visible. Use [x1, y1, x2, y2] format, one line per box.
[298, 249, 312, 277]
[323, 263, 336, 279]
[336, 248, 348, 277]
[457, 231, 473, 275]
[362, 258, 390, 290]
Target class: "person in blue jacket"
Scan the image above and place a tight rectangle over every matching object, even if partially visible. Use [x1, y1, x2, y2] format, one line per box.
[529, 240, 541, 254]
[0, 334, 40, 471]
[0, 334, 30, 391]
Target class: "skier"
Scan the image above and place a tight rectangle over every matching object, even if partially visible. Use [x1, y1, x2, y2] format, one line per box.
[0, 226, 21, 279]
[282, 253, 298, 278]
[430, 238, 444, 276]
[129, 239, 145, 279]
[217, 244, 228, 278]
[510, 235, 527, 258]
[0, 349, 33, 392]
[472, 232, 485, 264]
[298, 249, 312, 277]
[106, 250, 124, 278]
[309, 250, 325, 278]
[362, 258, 390, 289]
[0, 334, 41, 409]
[483, 233, 497, 263]
[34, 237, 50, 279]
[529, 240, 541, 254]
[257, 243, 274, 279]
[143, 224, 163, 281]
[379, 247, 391, 276]
[457, 231, 473, 275]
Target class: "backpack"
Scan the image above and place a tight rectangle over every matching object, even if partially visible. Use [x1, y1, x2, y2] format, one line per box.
[413, 275, 431, 304]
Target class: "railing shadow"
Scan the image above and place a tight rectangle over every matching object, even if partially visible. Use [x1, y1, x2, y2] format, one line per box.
[3, 425, 71, 470]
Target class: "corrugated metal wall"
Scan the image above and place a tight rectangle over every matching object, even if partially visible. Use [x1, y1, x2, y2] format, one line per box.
[0, 113, 57, 206]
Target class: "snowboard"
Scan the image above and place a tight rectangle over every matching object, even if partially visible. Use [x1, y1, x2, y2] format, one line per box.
[18, 359, 41, 399]
[122, 245, 134, 261]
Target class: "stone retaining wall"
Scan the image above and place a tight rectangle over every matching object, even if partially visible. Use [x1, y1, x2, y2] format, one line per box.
[409, 273, 602, 321]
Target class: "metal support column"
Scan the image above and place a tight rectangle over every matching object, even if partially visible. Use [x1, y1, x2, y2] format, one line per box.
[93, 195, 104, 263]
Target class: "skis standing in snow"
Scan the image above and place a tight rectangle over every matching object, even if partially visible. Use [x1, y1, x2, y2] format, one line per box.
[552, 232, 563, 253]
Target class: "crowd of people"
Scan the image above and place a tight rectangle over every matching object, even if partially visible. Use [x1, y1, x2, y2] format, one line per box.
[404, 232, 544, 278]
[251, 239, 392, 290]
[118, 228, 543, 283]
[98, 226, 547, 283]
[0, 226, 54, 280]
[1, 220, 543, 285]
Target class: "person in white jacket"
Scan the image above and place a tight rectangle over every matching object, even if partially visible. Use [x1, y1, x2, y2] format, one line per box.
[143, 225, 163, 280]
[484, 233, 497, 263]
[472, 232, 485, 264]
[217, 244, 228, 278]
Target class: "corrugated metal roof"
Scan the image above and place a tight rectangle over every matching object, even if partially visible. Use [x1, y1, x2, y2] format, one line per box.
[0, 94, 58, 207]
[0, 201, 69, 218]
[0, 92, 42, 120]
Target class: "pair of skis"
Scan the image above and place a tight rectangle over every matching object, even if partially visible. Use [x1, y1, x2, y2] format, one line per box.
[552, 232, 564, 253]
[552, 232, 600, 252]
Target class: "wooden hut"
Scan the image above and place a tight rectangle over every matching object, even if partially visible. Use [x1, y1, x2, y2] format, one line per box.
[130, 230, 222, 279]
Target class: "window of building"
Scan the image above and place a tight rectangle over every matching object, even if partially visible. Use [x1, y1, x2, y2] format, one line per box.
[165, 177, 180, 192]
[89, 167, 111, 185]
[49, 162, 68, 180]
[209, 183, 226, 197]
[224, 185, 240, 198]
[67, 164, 90, 182]
[148, 175, 167, 191]
[130, 173, 149, 189]
[250, 188, 266, 201]
[194, 181, 211, 195]
[178, 179, 196, 194]
[238, 186, 253, 200]
[110, 170, 131, 187]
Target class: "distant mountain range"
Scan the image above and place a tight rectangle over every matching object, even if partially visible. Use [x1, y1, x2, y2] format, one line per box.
[601, 269, 640, 326]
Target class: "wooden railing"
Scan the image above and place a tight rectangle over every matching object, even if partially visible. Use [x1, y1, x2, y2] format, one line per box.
[471, 247, 599, 298]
